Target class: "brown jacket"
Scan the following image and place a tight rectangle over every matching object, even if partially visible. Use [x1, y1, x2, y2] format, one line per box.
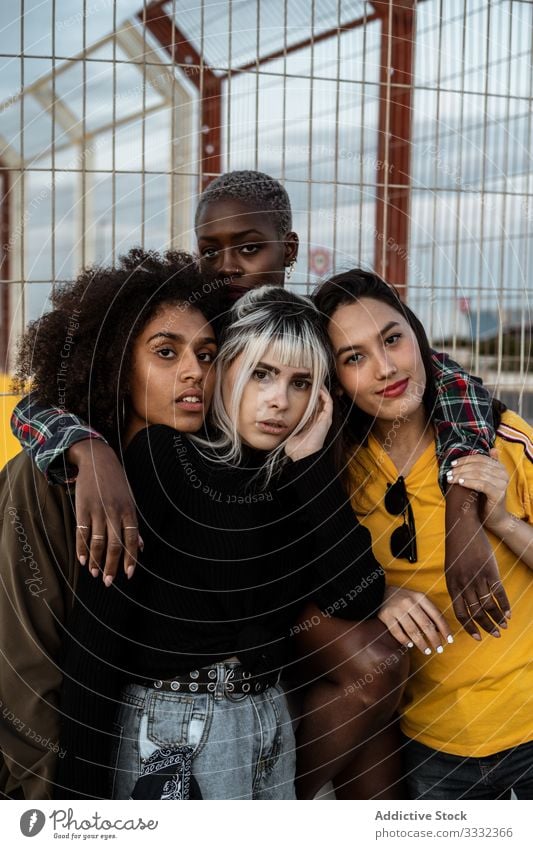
[0, 452, 77, 799]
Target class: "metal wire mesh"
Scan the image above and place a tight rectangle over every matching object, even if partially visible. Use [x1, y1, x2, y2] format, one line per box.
[1, 0, 532, 425]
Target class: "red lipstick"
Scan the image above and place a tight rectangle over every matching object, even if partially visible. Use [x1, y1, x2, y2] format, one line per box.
[377, 378, 409, 398]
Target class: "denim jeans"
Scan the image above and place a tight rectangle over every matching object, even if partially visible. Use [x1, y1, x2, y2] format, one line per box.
[403, 736, 533, 799]
[111, 673, 296, 800]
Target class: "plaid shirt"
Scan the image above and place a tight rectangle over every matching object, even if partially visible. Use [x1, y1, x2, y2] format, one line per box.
[430, 351, 494, 489]
[11, 352, 495, 491]
[10, 392, 106, 484]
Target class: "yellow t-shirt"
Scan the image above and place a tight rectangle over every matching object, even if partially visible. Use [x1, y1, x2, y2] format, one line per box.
[353, 409, 533, 757]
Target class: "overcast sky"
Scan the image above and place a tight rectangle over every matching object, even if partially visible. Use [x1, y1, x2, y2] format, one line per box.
[1, 0, 532, 341]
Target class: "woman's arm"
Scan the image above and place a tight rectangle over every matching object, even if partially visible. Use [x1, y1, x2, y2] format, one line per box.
[443, 484, 510, 639]
[448, 452, 533, 570]
[377, 585, 453, 656]
[11, 392, 105, 483]
[67, 440, 140, 583]
[430, 352, 510, 637]
[491, 515, 533, 570]
[11, 393, 139, 583]
[431, 351, 494, 482]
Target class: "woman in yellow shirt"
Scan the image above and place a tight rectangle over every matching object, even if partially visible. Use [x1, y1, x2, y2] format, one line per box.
[314, 269, 533, 799]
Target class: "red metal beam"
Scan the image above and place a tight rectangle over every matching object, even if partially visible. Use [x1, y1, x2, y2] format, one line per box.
[0, 166, 10, 371]
[229, 11, 379, 75]
[138, 3, 222, 187]
[372, 2, 416, 297]
[140, 1, 378, 186]
[142, 2, 418, 244]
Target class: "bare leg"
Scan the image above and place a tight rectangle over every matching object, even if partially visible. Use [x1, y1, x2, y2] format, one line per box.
[333, 718, 408, 799]
[289, 604, 409, 800]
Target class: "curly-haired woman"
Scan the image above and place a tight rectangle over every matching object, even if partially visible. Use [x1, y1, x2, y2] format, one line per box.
[0, 249, 221, 798]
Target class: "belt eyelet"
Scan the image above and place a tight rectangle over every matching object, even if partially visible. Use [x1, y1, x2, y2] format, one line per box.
[170, 681, 180, 691]
[189, 682, 199, 692]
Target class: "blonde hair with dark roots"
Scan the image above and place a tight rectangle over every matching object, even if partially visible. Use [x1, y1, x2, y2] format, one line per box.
[193, 286, 332, 485]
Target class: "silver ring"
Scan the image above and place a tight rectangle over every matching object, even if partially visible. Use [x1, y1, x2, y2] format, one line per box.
[124, 526, 138, 530]
[92, 535, 105, 540]
[76, 525, 89, 530]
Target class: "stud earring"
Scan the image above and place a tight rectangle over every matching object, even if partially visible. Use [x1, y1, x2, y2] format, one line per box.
[285, 258, 297, 281]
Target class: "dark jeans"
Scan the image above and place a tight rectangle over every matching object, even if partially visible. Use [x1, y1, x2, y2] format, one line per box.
[403, 736, 533, 800]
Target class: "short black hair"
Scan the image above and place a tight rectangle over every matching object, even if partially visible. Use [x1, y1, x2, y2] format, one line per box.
[195, 170, 293, 236]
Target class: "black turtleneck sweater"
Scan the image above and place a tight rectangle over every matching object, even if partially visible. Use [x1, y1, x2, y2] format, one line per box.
[56, 425, 384, 798]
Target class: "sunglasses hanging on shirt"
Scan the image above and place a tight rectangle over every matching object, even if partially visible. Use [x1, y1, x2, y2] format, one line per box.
[384, 476, 418, 563]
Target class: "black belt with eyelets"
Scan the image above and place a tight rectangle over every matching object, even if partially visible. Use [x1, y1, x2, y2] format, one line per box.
[139, 665, 278, 696]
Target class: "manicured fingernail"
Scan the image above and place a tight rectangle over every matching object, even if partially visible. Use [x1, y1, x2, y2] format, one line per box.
[79, 555, 87, 566]
[424, 647, 432, 655]
[407, 641, 414, 648]
[505, 610, 511, 620]
[138, 535, 144, 552]
[451, 460, 457, 467]
[491, 630, 500, 638]
[458, 477, 465, 485]
[104, 574, 114, 587]
[436, 646, 444, 654]
[446, 472, 453, 481]
[90, 567, 99, 578]
[447, 634, 454, 644]
[126, 565, 135, 579]
[499, 620, 507, 629]
[472, 633, 482, 641]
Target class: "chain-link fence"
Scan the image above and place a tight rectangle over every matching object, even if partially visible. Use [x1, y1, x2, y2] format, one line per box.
[1, 1, 532, 452]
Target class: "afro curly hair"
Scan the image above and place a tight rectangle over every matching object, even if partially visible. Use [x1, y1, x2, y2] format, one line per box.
[14, 248, 223, 450]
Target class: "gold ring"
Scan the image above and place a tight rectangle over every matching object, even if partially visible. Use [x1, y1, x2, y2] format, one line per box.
[92, 535, 105, 540]
[468, 601, 481, 608]
[124, 526, 138, 530]
[478, 593, 493, 600]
